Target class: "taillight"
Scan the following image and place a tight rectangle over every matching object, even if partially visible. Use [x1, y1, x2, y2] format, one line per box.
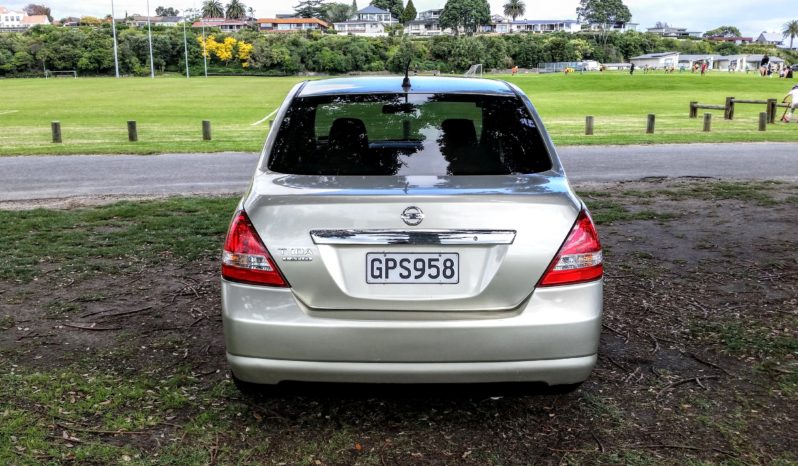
[222, 210, 288, 287]
[538, 208, 603, 287]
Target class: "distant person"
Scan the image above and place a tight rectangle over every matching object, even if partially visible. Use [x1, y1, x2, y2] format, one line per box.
[630, 63, 636, 75]
[701, 62, 708, 75]
[760, 54, 770, 76]
[782, 84, 798, 123]
[511, 65, 518, 75]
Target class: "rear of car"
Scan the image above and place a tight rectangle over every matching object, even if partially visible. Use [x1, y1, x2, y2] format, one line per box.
[222, 77, 603, 386]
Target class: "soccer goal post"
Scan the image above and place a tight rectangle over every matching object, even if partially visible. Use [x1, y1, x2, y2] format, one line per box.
[464, 64, 483, 77]
[45, 70, 77, 79]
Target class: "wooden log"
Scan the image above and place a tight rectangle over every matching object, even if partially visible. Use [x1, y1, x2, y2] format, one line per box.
[51, 121, 62, 143]
[759, 112, 767, 131]
[724, 96, 734, 120]
[646, 114, 655, 134]
[127, 121, 138, 142]
[694, 104, 726, 110]
[585, 115, 594, 135]
[202, 120, 212, 141]
[703, 113, 712, 132]
[733, 99, 768, 104]
[767, 99, 777, 124]
[689, 101, 698, 118]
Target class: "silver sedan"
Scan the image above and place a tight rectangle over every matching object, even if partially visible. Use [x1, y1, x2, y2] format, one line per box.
[221, 76, 603, 389]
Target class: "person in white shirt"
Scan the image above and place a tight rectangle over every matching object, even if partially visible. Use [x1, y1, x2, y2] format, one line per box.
[783, 85, 798, 123]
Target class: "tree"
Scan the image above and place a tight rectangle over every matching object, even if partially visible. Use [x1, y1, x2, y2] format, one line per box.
[439, 0, 490, 36]
[155, 6, 180, 16]
[324, 3, 354, 23]
[783, 20, 798, 50]
[351, 0, 358, 15]
[24, 4, 52, 22]
[704, 25, 741, 38]
[372, 0, 403, 21]
[202, 0, 224, 18]
[294, 0, 326, 18]
[576, 0, 631, 28]
[401, 0, 417, 23]
[503, 0, 525, 21]
[654, 21, 669, 29]
[225, 0, 248, 19]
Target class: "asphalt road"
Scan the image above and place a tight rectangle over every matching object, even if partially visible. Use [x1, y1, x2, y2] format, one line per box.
[1, 143, 795, 202]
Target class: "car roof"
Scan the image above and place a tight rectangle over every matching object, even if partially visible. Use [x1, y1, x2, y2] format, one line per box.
[298, 76, 517, 97]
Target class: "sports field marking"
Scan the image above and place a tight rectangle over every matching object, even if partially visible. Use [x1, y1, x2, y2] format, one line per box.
[0, 110, 19, 116]
[251, 108, 279, 126]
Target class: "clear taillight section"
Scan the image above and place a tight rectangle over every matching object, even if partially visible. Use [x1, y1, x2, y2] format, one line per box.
[538, 208, 603, 287]
[222, 210, 288, 287]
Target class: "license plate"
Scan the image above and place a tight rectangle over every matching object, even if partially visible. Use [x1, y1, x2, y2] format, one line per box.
[366, 253, 459, 284]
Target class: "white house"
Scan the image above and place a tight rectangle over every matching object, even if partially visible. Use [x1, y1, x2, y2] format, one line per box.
[646, 25, 701, 38]
[715, 55, 747, 72]
[745, 54, 785, 70]
[404, 9, 450, 36]
[334, 5, 397, 37]
[755, 32, 784, 46]
[495, 19, 581, 34]
[0, 6, 49, 29]
[630, 52, 679, 69]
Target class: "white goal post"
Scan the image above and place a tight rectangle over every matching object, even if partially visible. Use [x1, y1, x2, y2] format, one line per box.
[464, 64, 483, 78]
[45, 70, 77, 79]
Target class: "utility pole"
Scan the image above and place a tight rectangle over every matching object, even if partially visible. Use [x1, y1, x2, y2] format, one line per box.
[182, 17, 190, 78]
[111, 0, 120, 78]
[146, 0, 155, 78]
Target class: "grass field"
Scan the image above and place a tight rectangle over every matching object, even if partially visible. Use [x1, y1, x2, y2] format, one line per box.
[0, 72, 796, 156]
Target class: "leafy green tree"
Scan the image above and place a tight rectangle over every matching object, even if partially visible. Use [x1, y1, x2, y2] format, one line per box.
[202, 0, 224, 17]
[703, 25, 741, 38]
[401, 0, 417, 23]
[783, 20, 798, 50]
[372, 0, 404, 20]
[503, 0, 525, 21]
[351, 0, 358, 15]
[225, 0, 248, 19]
[155, 6, 180, 16]
[576, 0, 631, 28]
[325, 3, 355, 23]
[23, 4, 52, 22]
[439, 0, 490, 36]
[294, 0, 327, 18]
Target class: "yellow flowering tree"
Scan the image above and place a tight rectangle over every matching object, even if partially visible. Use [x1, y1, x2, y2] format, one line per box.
[196, 35, 253, 68]
[237, 41, 253, 68]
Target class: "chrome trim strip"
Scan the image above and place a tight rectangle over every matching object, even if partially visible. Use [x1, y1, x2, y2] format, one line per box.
[310, 230, 516, 245]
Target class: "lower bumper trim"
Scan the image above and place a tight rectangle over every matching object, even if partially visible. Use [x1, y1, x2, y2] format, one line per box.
[228, 353, 597, 385]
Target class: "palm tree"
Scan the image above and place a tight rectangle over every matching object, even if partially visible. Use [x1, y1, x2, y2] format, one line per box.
[202, 0, 224, 18]
[783, 20, 798, 50]
[225, 0, 248, 20]
[503, 0, 525, 21]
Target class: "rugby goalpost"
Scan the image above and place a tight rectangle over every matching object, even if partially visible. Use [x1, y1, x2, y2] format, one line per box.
[45, 70, 77, 79]
[464, 64, 483, 78]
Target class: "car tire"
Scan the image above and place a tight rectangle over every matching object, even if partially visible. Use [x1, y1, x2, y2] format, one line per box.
[232, 373, 274, 398]
[546, 382, 583, 395]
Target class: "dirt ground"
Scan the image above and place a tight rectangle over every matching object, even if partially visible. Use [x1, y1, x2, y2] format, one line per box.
[1, 179, 796, 465]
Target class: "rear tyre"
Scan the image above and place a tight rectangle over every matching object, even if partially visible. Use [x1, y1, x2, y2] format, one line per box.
[545, 382, 583, 395]
[232, 373, 275, 398]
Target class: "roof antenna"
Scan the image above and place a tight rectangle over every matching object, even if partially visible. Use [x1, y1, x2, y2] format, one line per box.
[402, 58, 412, 92]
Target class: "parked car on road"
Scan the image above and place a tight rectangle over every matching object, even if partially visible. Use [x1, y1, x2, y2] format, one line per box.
[222, 76, 603, 390]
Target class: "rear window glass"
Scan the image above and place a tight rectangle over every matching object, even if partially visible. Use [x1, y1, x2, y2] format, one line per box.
[267, 93, 552, 176]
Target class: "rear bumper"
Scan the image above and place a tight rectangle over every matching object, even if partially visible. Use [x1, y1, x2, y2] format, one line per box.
[222, 279, 602, 384]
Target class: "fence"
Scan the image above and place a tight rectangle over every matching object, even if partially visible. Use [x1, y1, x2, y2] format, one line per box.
[690, 97, 790, 124]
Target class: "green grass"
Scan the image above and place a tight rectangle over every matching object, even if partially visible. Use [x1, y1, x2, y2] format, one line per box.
[0, 72, 796, 156]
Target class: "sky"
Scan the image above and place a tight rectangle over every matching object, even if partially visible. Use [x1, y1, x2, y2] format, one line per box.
[4, 0, 794, 37]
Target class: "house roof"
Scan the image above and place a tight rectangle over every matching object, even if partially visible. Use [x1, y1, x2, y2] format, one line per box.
[357, 5, 391, 14]
[758, 32, 782, 42]
[705, 36, 752, 42]
[511, 19, 579, 25]
[0, 7, 7, 14]
[192, 18, 247, 27]
[631, 52, 679, 59]
[22, 15, 49, 25]
[679, 54, 719, 61]
[258, 17, 328, 27]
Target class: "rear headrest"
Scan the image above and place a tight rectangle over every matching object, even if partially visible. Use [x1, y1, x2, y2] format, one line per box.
[328, 118, 368, 151]
[440, 119, 477, 146]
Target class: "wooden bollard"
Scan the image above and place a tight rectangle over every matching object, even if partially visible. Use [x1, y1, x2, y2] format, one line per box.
[724, 96, 735, 120]
[127, 121, 138, 142]
[703, 113, 712, 132]
[767, 99, 777, 124]
[268, 119, 273, 129]
[51, 121, 62, 143]
[646, 114, 655, 134]
[689, 101, 698, 118]
[585, 116, 594, 135]
[202, 120, 212, 141]
[759, 112, 767, 131]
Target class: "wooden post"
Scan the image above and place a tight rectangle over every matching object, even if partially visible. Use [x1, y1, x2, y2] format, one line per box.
[767, 99, 777, 124]
[724, 97, 735, 120]
[585, 116, 594, 135]
[689, 101, 698, 118]
[127, 121, 138, 142]
[703, 113, 712, 132]
[51, 121, 62, 143]
[646, 114, 655, 134]
[202, 120, 212, 141]
[759, 112, 767, 131]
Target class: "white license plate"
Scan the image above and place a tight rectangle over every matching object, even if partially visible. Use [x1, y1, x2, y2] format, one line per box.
[366, 253, 459, 284]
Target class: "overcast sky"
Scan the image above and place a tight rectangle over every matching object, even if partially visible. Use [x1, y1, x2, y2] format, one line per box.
[5, 0, 794, 37]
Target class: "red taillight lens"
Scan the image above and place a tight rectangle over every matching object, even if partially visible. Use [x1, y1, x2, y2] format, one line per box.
[538, 208, 603, 287]
[222, 210, 288, 287]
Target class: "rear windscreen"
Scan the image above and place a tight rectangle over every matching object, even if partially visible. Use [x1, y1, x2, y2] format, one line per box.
[267, 93, 552, 176]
